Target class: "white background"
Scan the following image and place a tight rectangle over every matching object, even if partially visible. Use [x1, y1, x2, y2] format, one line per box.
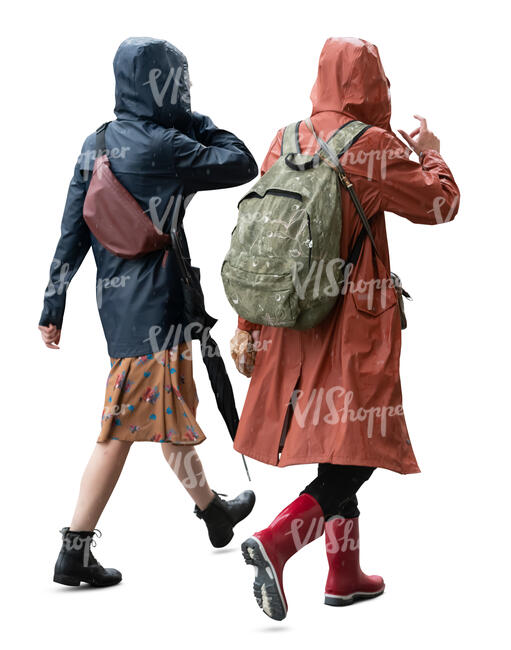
[1, 0, 509, 648]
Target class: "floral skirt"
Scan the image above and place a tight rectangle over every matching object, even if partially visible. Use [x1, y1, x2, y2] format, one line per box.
[98, 342, 206, 445]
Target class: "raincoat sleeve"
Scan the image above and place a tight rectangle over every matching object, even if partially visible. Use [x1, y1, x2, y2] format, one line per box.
[378, 131, 460, 225]
[237, 129, 284, 333]
[260, 129, 283, 175]
[164, 113, 258, 192]
[38, 160, 91, 329]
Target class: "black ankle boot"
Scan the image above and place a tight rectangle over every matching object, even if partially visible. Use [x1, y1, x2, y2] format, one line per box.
[194, 490, 256, 548]
[53, 528, 122, 587]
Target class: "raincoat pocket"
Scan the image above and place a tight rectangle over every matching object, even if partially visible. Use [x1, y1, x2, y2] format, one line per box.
[352, 275, 397, 317]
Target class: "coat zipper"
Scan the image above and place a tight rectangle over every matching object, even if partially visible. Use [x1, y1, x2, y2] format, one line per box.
[306, 213, 312, 269]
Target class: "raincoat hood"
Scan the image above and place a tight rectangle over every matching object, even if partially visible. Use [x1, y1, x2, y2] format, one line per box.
[113, 37, 192, 129]
[310, 37, 391, 130]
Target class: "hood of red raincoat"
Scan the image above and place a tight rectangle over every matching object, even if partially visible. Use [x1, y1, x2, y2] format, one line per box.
[310, 37, 391, 130]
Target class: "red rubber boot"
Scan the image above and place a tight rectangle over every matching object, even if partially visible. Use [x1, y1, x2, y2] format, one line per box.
[241, 493, 324, 620]
[324, 516, 385, 606]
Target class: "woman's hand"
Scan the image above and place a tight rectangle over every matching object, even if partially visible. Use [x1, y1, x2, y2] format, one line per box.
[230, 328, 257, 377]
[39, 323, 61, 349]
[398, 115, 440, 157]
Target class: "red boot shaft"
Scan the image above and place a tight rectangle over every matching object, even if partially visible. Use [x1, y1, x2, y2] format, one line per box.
[255, 493, 325, 567]
[324, 516, 384, 606]
[242, 493, 324, 620]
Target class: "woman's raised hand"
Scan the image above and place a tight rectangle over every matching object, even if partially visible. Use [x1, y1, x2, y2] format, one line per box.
[398, 115, 440, 157]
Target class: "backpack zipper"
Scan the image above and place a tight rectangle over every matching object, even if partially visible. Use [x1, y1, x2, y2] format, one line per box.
[241, 188, 303, 203]
[265, 188, 303, 201]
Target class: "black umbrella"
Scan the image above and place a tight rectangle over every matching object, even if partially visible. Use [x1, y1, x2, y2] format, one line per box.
[170, 216, 250, 480]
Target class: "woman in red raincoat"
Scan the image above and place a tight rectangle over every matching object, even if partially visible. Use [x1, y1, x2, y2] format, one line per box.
[230, 37, 460, 620]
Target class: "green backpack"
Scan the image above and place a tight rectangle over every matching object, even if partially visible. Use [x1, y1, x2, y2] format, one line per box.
[221, 118, 373, 330]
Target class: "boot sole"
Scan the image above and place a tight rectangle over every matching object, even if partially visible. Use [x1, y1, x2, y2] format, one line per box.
[53, 573, 81, 587]
[210, 528, 234, 548]
[53, 573, 122, 588]
[324, 587, 385, 607]
[241, 536, 287, 621]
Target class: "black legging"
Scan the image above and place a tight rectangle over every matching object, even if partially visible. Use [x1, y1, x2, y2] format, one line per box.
[301, 464, 375, 519]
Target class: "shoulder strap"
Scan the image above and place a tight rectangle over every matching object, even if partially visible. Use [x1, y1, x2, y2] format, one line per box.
[326, 120, 372, 157]
[95, 121, 112, 157]
[304, 118, 381, 258]
[281, 120, 302, 156]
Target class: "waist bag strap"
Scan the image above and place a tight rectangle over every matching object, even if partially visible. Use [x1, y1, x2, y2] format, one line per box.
[95, 121, 111, 157]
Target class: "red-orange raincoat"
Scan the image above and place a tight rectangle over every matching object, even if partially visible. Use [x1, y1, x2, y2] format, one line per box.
[234, 37, 460, 473]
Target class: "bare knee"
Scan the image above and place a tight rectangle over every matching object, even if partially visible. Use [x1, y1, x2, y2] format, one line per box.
[161, 442, 180, 461]
[161, 443, 198, 468]
[96, 439, 133, 458]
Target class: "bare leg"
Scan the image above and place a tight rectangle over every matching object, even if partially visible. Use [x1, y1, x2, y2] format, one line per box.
[161, 444, 215, 510]
[70, 440, 132, 531]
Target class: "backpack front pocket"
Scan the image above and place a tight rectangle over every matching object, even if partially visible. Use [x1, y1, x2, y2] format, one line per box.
[221, 259, 299, 328]
[237, 188, 312, 262]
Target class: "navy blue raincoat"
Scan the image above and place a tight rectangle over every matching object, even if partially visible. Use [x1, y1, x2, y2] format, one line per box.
[39, 37, 258, 358]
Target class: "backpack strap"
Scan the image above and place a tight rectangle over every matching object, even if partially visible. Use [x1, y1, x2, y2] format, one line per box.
[326, 120, 372, 157]
[304, 118, 382, 260]
[281, 120, 302, 155]
[95, 121, 112, 157]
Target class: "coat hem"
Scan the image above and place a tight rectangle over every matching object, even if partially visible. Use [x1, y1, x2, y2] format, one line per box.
[234, 445, 420, 475]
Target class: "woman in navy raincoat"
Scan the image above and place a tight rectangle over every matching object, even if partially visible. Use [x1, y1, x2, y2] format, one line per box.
[39, 37, 257, 588]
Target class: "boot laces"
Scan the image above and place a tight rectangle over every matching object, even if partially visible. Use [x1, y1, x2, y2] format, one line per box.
[90, 528, 102, 548]
[60, 528, 102, 566]
[87, 529, 102, 566]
